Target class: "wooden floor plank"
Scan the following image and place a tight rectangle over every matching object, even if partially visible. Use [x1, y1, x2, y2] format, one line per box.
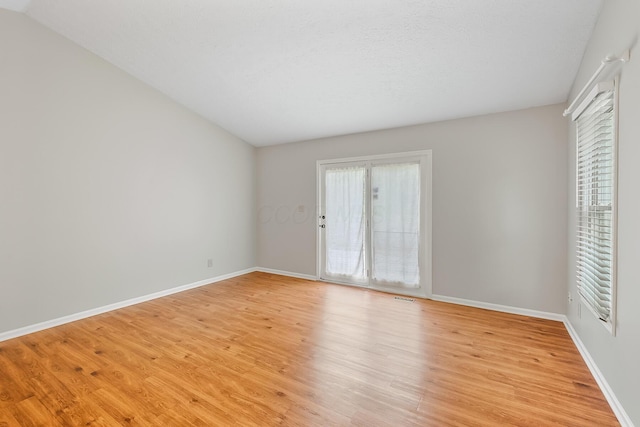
[0, 272, 619, 426]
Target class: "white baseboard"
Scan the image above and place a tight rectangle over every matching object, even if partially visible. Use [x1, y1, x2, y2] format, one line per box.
[430, 294, 633, 426]
[1, 269, 632, 427]
[430, 294, 566, 321]
[563, 319, 634, 427]
[0, 267, 256, 343]
[255, 267, 317, 281]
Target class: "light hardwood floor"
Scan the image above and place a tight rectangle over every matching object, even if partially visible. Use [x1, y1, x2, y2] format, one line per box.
[0, 272, 619, 426]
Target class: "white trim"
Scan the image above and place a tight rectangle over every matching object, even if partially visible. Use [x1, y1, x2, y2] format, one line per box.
[430, 294, 566, 321]
[571, 80, 614, 121]
[0, 267, 632, 426]
[564, 49, 629, 117]
[0, 268, 256, 343]
[255, 267, 317, 281]
[564, 319, 634, 427]
[316, 149, 433, 166]
[430, 293, 632, 426]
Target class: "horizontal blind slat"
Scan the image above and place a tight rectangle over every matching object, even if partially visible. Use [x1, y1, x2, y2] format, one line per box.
[575, 87, 615, 322]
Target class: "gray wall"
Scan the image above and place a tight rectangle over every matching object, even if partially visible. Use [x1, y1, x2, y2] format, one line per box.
[257, 104, 568, 314]
[566, 1, 640, 424]
[0, 10, 256, 334]
[2, 5, 633, 422]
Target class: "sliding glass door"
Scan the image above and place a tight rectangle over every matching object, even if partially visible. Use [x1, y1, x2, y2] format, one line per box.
[318, 152, 431, 298]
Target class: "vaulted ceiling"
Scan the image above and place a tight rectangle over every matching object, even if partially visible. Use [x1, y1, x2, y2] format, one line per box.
[5, 0, 602, 146]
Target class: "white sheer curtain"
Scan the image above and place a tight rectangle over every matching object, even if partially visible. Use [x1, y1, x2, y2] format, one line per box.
[325, 166, 366, 281]
[371, 162, 420, 287]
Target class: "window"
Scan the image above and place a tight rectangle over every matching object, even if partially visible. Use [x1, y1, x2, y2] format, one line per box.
[574, 81, 617, 333]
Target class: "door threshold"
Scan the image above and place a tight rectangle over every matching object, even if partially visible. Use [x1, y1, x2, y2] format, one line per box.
[318, 277, 429, 300]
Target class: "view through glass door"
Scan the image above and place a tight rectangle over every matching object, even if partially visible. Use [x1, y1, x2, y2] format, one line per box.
[318, 152, 431, 298]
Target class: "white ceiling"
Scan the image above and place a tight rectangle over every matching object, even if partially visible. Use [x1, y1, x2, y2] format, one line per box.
[18, 0, 602, 146]
[0, 0, 29, 12]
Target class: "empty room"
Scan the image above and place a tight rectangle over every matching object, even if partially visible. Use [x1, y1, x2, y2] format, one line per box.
[1, 0, 638, 426]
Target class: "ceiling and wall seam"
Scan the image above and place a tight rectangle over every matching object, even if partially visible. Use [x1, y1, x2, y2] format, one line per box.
[6, 0, 603, 147]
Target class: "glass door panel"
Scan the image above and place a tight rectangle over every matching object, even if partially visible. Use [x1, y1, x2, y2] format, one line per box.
[370, 162, 421, 288]
[321, 164, 367, 284]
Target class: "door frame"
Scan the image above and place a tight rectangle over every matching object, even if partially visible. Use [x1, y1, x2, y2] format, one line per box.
[316, 150, 432, 298]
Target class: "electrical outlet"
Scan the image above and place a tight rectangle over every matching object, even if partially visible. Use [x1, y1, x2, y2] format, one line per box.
[578, 302, 581, 319]
[207, 259, 213, 268]
[567, 292, 573, 303]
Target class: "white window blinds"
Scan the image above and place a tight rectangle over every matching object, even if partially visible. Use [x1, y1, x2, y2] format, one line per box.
[575, 82, 616, 327]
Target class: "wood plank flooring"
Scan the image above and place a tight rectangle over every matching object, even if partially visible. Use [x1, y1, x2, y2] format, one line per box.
[0, 272, 619, 426]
